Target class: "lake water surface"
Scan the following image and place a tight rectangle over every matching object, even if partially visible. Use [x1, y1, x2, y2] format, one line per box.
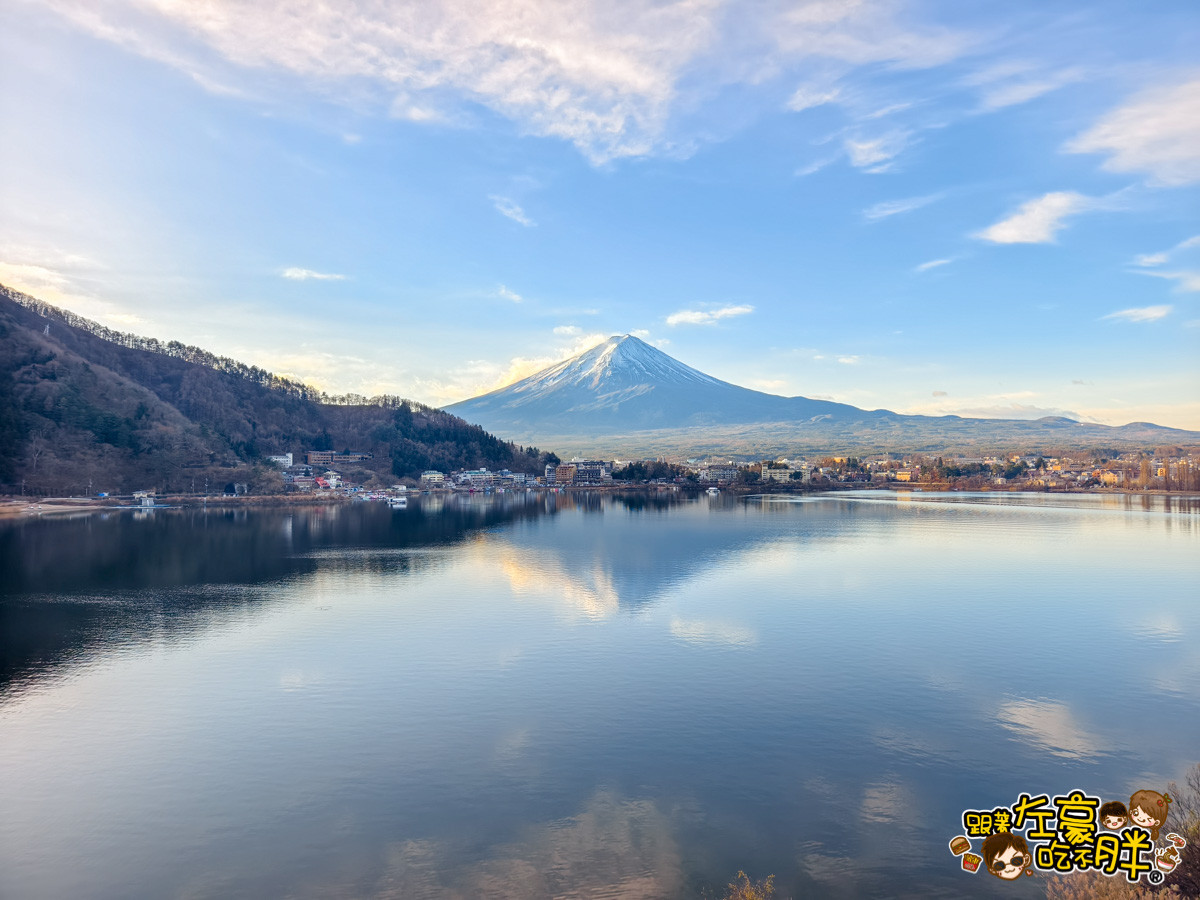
[1, 491, 1198, 899]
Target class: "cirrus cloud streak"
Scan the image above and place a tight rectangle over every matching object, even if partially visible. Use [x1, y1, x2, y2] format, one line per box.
[665, 304, 754, 327]
[1067, 76, 1200, 186]
[974, 191, 1092, 244]
[281, 267, 345, 281]
[1102, 305, 1171, 323]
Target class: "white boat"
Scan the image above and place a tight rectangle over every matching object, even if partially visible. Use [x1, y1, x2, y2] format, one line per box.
[706, 487, 720, 495]
[389, 497, 407, 509]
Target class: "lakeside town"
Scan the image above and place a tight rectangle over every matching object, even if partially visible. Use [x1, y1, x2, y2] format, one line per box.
[262, 448, 1200, 496]
[8, 448, 1196, 517]
[8, 447, 1198, 518]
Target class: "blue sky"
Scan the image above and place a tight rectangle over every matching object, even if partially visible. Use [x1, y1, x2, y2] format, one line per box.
[1, 0, 1198, 428]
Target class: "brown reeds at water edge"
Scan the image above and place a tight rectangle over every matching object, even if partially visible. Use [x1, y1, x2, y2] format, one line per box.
[712, 764, 1200, 900]
[1045, 764, 1200, 899]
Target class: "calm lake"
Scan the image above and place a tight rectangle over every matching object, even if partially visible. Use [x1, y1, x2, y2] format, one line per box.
[1, 491, 1197, 899]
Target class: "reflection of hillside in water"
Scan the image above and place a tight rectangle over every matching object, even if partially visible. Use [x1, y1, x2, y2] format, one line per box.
[1, 494, 559, 596]
[0, 492, 847, 690]
[0, 495, 551, 691]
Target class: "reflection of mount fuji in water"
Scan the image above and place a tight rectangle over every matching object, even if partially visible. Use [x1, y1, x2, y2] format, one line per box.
[496, 494, 752, 617]
[492, 492, 836, 617]
[445, 335, 1200, 455]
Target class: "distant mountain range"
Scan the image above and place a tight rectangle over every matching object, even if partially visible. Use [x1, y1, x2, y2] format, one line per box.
[0, 285, 555, 493]
[446, 335, 1200, 456]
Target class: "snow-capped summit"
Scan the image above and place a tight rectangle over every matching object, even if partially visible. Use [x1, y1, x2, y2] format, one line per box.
[444, 335, 871, 436]
[511, 335, 723, 394]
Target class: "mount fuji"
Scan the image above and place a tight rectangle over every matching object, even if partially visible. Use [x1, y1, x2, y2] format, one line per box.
[447, 334, 872, 432]
[444, 335, 1199, 456]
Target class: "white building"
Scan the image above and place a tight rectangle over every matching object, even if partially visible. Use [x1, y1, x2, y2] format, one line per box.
[458, 469, 495, 487]
[266, 453, 293, 467]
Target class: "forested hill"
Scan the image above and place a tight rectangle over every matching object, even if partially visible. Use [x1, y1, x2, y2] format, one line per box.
[0, 285, 558, 494]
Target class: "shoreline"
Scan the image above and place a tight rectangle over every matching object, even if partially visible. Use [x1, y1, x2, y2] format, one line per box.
[2, 484, 1197, 518]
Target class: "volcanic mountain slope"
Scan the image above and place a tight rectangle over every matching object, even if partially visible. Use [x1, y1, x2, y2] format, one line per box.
[445, 335, 1200, 456]
[446, 335, 884, 433]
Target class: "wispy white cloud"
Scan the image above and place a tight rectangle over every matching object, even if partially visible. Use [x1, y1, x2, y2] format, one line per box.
[788, 80, 842, 113]
[43, 0, 976, 165]
[974, 191, 1092, 244]
[1066, 76, 1200, 186]
[1103, 305, 1172, 323]
[665, 304, 754, 326]
[497, 284, 524, 303]
[1134, 269, 1200, 293]
[863, 101, 914, 120]
[553, 324, 581, 336]
[627, 328, 668, 347]
[281, 267, 345, 281]
[773, 3, 973, 70]
[32, 2, 250, 99]
[844, 130, 912, 170]
[965, 62, 1084, 112]
[837, 355, 860, 365]
[863, 193, 940, 220]
[914, 258, 952, 272]
[389, 92, 454, 124]
[490, 195, 535, 227]
[979, 78, 1074, 111]
[1128, 234, 1200, 292]
[794, 155, 839, 177]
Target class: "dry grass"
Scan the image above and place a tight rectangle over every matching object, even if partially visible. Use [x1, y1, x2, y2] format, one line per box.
[721, 871, 776, 900]
[1044, 764, 1200, 899]
[1044, 872, 1161, 900]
